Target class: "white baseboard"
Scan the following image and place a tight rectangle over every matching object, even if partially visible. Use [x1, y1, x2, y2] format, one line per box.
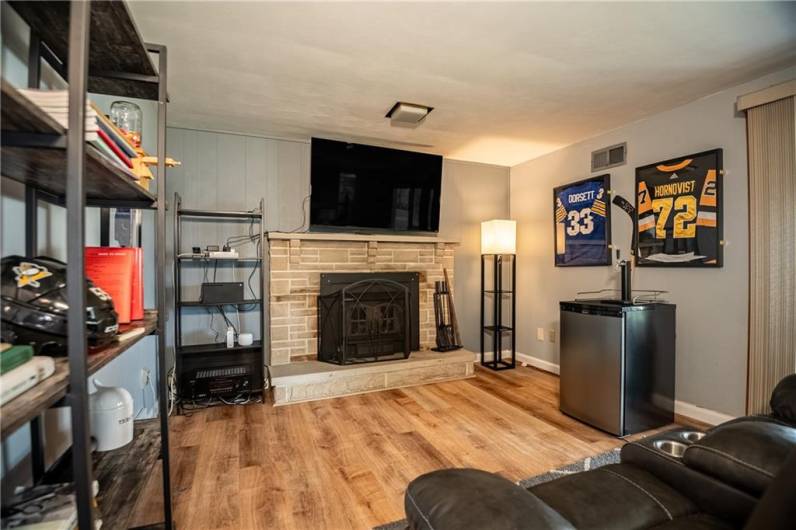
[475, 351, 736, 427]
[516, 352, 560, 375]
[674, 400, 736, 426]
[475, 351, 560, 375]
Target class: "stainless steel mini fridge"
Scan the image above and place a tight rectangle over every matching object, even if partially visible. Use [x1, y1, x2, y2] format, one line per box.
[559, 300, 676, 436]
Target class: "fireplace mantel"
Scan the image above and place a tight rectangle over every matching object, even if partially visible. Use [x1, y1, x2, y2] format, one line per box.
[267, 231, 459, 245]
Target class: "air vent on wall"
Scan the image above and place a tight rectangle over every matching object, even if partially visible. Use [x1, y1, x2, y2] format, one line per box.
[591, 142, 627, 172]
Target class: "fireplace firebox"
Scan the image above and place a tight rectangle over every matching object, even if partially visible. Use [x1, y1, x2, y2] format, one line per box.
[318, 272, 420, 364]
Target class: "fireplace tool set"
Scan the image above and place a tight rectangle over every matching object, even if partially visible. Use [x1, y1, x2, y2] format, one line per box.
[432, 269, 463, 352]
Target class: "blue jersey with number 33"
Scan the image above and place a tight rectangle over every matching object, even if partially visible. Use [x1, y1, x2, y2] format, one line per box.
[555, 180, 607, 264]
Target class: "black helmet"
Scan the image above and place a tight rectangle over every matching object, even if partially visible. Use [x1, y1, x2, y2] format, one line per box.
[1, 256, 119, 355]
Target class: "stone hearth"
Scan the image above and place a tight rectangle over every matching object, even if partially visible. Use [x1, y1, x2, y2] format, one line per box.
[269, 349, 475, 405]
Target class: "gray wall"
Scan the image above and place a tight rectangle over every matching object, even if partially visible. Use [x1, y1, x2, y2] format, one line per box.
[439, 161, 511, 351]
[164, 128, 510, 359]
[510, 65, 796, 417]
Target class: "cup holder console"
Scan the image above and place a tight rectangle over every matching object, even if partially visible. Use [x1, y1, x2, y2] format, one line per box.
[653, 440, 688, 458]
[680, 431, 706, 443]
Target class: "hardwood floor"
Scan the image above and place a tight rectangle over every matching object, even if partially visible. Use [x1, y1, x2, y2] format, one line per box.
[164, 365, 678, 530]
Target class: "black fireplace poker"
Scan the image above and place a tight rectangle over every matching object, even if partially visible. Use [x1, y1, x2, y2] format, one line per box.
[432, 279, 462, 352]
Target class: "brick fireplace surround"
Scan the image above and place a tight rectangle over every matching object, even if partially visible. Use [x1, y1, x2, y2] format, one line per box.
[267, 232, 475, 404]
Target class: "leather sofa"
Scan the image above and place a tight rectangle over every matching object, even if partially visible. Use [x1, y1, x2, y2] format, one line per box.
[404, 374, 796, 530]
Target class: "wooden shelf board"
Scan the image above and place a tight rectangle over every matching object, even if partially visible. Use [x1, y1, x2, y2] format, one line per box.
[0, 312, 158, 439]
[1, 79, 157, 208]
[43, 420, 165, 530]
[0, 79, 64, 133]
[95, 420, 164, 530]
[8, 1, 159, 100]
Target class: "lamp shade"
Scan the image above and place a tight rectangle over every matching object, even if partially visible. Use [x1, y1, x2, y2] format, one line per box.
[481, 219, 516, 254]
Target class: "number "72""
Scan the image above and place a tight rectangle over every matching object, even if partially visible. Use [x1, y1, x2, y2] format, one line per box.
[652, 196, 696, 239]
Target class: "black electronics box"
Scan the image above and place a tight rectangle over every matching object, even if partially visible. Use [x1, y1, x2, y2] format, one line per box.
[200, 282, 244, 304]
[188, 365, 251, 399]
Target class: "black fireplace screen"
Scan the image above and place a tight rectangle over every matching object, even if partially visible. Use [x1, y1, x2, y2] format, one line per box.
[318, 273, 419, 364]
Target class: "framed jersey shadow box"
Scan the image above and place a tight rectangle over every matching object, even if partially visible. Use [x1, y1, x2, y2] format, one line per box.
[635, 149, 723, 267]
[554, 174, 612, 267]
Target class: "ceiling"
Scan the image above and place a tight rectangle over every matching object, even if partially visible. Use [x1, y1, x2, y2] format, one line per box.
[131, 1, 796, 166]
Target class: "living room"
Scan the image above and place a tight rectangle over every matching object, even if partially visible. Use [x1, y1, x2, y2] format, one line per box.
[1, 2, 794, 529]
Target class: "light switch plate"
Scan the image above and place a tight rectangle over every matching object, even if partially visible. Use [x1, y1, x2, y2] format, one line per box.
[548, 329, 556, 343]
[537, 327, 545, 341]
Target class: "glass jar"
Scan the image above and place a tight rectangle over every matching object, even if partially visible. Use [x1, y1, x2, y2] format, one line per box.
[110, 100, 143, 148]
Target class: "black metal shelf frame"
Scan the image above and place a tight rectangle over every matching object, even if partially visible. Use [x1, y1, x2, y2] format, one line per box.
[480, 254, 517, 371]
[173, 193, 267, 407]
[177, 340, 264, 356]
[178, 208, 261, 219]
[179, 299, 263, 307]
[3, 3, 174, 528]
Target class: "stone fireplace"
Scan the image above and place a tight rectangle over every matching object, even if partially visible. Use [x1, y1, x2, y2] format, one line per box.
[267, 233, 457, 365]
[267, 232, 474, 405]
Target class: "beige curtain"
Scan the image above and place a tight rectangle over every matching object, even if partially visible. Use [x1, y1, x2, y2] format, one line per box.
[746, 95, 796, 414]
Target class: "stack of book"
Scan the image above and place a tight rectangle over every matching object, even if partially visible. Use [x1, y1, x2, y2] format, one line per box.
[1, 481, 102, 529]
[16, 89, 139, 182]
[16, 89, 99, 141]
[0, 344, 56, 406]
[90, 101, 139, 177]
[85, 247, 144, 325]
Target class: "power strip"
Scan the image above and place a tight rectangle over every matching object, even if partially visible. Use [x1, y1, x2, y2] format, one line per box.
[207, 250, 239, 259]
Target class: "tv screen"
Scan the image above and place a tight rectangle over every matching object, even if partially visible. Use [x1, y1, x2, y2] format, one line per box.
[310, 138, 443, 233]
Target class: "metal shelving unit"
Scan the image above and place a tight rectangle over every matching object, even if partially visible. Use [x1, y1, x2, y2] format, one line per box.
[0, 2, 172, 528]
[172, 193, 267, 406]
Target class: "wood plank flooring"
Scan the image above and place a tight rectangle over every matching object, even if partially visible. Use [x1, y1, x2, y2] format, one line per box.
[163, 365, 679, 529]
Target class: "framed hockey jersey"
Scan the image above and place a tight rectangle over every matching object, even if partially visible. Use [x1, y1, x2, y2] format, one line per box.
[553, 174, 611, 267]
[635, 149, 723, 267]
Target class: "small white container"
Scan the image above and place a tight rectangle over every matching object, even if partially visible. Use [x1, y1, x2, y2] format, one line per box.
[89, 380, 134, 451]
[226, 326, 235, 348]
[238, 333, 253, 346]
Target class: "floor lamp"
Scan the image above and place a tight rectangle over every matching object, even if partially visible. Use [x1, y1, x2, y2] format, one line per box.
[480, 219, 516, 370]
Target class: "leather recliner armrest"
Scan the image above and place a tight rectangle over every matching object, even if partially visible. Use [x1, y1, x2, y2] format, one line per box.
[684, 420, 796, 496]
[621, 441, 757, 526]
[405, 468, 575, 530]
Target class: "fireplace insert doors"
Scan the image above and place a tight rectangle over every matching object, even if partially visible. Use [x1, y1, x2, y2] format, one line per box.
[318, 272, 420, 364]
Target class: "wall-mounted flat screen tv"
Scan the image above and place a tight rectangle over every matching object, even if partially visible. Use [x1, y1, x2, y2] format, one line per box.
[310, 138, 443, 233]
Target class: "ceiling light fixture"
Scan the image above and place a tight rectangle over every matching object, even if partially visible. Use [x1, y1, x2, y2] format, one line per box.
[385, 101, 433, 126]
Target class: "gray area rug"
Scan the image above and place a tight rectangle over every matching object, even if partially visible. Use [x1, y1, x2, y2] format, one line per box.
[373, 448, 621, 530]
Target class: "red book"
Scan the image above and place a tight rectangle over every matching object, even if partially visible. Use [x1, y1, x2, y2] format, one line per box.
[85, 247, 135, 324]
[131, 248, 144, 321]
[97, 128, 134, 168]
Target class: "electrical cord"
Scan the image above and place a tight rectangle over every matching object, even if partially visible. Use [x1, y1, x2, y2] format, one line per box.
[180, 392, 261, 413]
[167, 368, 177, 416]
[218, 306, 238, 335]
[135, 371, 156, 419]
[284, 193, 311, 233]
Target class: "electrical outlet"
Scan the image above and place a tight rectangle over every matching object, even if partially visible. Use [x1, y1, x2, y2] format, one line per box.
[548, 329, 556, 343]
[139, 368, 150, 389]
[537, 327, 545, 341]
